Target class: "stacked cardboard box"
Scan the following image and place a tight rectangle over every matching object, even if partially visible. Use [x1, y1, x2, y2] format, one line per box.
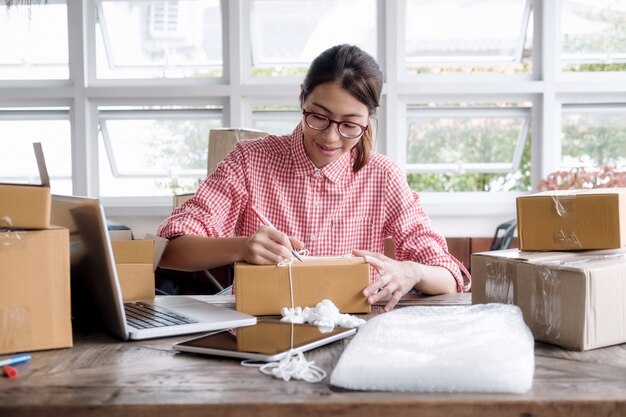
[109, 234, 168, 302]
[473, 188, 626, 351]
[516, 188, 626, 251]
[0, 144, 72, 354]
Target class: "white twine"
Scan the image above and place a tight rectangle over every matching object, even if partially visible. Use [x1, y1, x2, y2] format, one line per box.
[243, 251, 363, 384]
[241, 321, 327, 383]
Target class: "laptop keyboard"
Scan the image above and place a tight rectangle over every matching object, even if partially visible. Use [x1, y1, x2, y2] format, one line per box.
[124, 302, 199, 329]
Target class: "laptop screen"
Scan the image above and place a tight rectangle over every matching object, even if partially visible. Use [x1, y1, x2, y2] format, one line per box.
[51, 195, 128, 339]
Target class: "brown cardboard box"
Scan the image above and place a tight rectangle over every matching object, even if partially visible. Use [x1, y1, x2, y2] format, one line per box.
[472, 248, 626, 350]
[0, 227, 72, 354]
[0, 184, 51, 229]
[517, 188, 626, 251]
[207, 128, 267, 174]
[111, 240, 154, 301]
[234, 258, 371, 316]
[471, 249, 578, 305]
[110, 235, 168, 301]
[0, 143, 51, 229]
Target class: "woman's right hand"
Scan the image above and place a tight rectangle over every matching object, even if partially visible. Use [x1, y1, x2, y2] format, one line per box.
[243, 225, 304, 265]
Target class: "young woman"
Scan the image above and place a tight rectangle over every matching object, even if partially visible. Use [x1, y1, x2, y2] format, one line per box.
[158, 44, 467, 311]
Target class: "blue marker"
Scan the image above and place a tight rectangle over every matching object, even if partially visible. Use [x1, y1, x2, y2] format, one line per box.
[0, 353, 31, 367]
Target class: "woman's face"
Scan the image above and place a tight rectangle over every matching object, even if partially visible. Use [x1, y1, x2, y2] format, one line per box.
[301, 82, 369, 169]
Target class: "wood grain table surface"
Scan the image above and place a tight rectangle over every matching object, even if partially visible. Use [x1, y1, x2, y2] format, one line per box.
[2, 293, 626, 417]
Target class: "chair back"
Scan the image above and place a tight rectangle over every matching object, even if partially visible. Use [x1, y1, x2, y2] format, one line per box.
[490, 219, 517, 251]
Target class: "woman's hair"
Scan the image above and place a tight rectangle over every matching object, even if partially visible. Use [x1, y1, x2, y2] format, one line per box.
[300, 44, 383, 172]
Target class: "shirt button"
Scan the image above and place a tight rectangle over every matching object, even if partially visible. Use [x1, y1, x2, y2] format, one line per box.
[310, 233, 317, 241]
[313, 199, 319, 207]
[314, 170, 322, 178]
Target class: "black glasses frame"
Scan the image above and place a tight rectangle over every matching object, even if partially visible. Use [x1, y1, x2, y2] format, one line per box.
[302, 110, 368, 139]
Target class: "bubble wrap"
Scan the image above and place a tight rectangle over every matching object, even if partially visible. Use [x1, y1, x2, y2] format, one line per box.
[330, 303, 534, 393]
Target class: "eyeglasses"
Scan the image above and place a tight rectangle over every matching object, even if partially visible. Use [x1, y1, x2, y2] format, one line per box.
[302, 110, 368, 139]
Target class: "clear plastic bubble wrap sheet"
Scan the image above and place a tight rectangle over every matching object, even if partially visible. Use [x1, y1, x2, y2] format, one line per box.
[330, 303, 534, 393]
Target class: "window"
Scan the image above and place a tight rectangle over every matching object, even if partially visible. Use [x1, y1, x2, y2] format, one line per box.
[95, 0, 222, 79]
[561, 0, 626, 72]
[0, 1, 69, 80]
[0, 109, 72, 194]
[98, 106, 222, 196]
[250, 105, 301, 136]
[2, 1, 626, 225]
[405, 104, 531, 192]
[249, 0, 377, 77]
[404, 0, 533, 74]
[561, 104, 626, 169]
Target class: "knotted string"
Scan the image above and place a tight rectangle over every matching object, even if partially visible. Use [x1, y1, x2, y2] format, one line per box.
[277, 249, 309, 309]
[258, 323, 326, 382]
[242, 249, 328, 383]
[240, 321, 327, 383]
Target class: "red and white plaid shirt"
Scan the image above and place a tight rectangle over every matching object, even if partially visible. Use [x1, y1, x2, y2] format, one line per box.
[158, 124, 465, 292]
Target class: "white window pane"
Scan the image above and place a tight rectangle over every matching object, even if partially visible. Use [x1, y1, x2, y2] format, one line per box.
[406, 105, 531, 192]
[561, 1, 626, 71]
[0, 111, 72, 195]
[0, 2, 69, 80]
[98, 107, 222, 197]
[251, 107, 300, 135]
[250, 0, 377, 77]
[405, 0, 532, 74]
[562, 105, 626, 168]
[96, 0, 222, 79]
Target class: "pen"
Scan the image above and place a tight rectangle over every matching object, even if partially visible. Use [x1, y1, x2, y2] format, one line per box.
[0, 353, 31, 367]
[251, 206, 303, 261]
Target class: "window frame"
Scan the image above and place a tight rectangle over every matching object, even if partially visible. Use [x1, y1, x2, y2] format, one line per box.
[1, 0, 626, 226]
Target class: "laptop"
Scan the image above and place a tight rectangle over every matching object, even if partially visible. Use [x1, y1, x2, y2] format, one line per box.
[50, 194, 256, 340]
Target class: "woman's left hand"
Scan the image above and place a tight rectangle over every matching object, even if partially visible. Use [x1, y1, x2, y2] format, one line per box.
[353, 249, 421, 312]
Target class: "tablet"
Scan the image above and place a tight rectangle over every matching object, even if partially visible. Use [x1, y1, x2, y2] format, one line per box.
[173, 319, 357, 362]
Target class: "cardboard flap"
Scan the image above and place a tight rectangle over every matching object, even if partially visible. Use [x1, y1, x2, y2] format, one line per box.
[33, 142, 50, 187]
[145, 233, 169, 271]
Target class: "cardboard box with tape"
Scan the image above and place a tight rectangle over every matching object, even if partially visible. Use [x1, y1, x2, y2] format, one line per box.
[516, 188, 626, 251]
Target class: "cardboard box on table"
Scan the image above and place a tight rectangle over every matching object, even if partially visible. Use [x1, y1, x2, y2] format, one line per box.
[471, 249, 579, 305]
[234, 257, 371, 316]
[517, 188, 626, 251]
[472, 248, 626, 351]
[109, 234, 168, 302]
[0, 227, 72, 354]
[0, 143, 51, 229]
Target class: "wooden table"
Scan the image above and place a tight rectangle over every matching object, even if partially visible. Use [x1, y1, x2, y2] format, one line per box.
[2, 294, 626, 417]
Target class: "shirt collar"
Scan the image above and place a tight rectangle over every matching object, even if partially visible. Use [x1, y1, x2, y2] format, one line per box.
[291, 123, 353, 184]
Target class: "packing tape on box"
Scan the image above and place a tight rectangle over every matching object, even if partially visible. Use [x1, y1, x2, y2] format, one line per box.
[545, 251, 626, 266]
[0, 306, 32, 353]
[530, 253, 626, 342]
[484, 258, 515, 304]
[550, 194, 582, 248]
[0, 215, 13, 228]
[0, 229, 25, 251]
[529, 265, 562, 341]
